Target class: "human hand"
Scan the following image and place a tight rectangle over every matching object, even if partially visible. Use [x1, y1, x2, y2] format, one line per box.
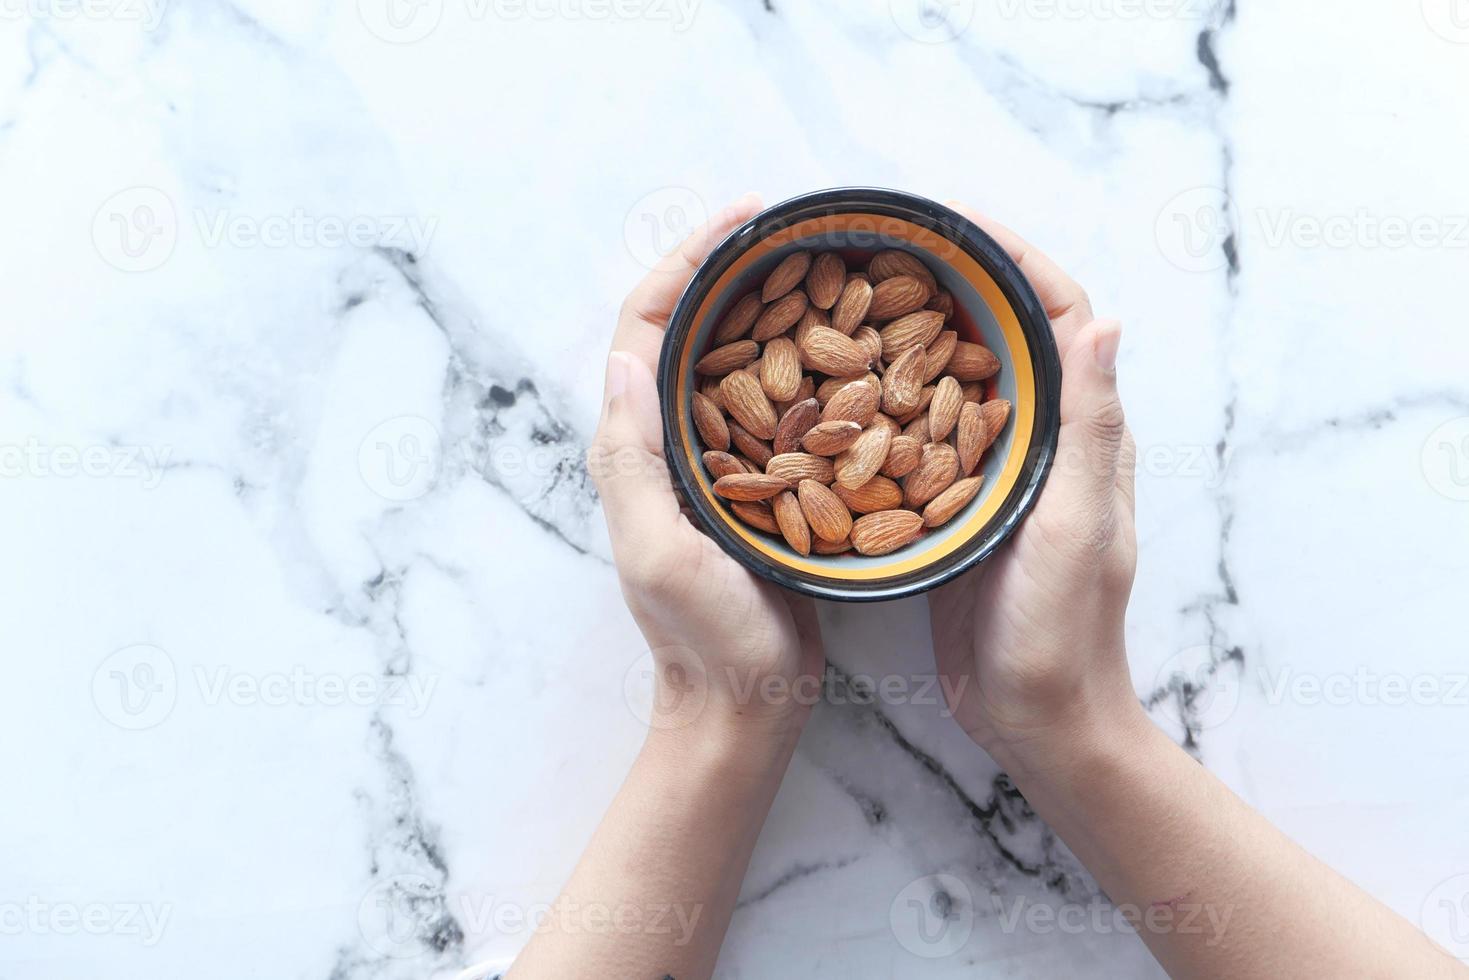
[929, 204, 1142, 775]
[590, 193, 825, 744]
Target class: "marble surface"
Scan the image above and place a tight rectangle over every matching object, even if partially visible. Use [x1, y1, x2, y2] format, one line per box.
[4, 1, 1468, 977]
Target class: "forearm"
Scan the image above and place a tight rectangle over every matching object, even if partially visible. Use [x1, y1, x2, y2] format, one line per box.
[999, 689, 1461, 978]
[509, 710, 799, 980]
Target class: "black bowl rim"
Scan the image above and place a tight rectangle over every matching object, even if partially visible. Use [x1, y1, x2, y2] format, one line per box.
[657, 187, 1062, 602]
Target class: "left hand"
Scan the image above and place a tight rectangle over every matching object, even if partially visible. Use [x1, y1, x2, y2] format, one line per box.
[589, 193, 825, 741]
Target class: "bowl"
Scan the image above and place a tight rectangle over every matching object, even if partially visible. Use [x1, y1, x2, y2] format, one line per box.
[657, 188, 1061, 602]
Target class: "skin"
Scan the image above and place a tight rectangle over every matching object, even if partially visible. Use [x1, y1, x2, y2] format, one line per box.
[508, 195, 1464, 979]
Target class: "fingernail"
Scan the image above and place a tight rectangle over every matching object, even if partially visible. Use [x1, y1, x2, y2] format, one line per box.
[1093, 321, 1122, 374]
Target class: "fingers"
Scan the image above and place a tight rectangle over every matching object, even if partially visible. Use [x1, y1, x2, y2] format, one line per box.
[945, 203, 1131, 520]
[613, 192, 764, 370]
[624, 191, 763, 325]
[944, 201, 1093, 356]
[596, 197, 764, 586]
[1052, 319, 1127, 531]
[590, 352, 682, 569]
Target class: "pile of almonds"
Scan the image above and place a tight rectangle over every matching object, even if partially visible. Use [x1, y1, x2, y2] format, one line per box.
[690, 248, 1011, 558]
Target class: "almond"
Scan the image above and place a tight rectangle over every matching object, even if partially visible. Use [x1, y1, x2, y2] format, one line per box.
[714, 293, 764, 343]
[816, 372, 877, 405]
[731, 499, 780, 534]
[767, 452, 836, 485]
[880, 345, 926, 417]
[902, 413, 931, 444]
[801, 419, 862, 456]
[703, 450, 745, 480]
[797, 479, 853, 543]
[720, 370, 778, 440]
[763, 250, 812, 302]
[812, 535, 853, 555]
[867, 250, 937, 292]
[699, 376, 725, 411]
[760, 337, 802, 403]
[734, 454, 762, 474]
[833, 475, 903, 514]
[948, 340, 1001, 381]
[729, 421, 773, 469]
[834, 424, 892, 490]
[922, 476, 984, 528]
[743, 356, 762, 377]
[879, 310, 945, 360]
[853, 324, 883, 365]
[896, 385, 936, 425]
[806, 252, 846, 309]
[872, 412, 901, 437]
[923, 330, 958, 383]
[752, 289, 809, 342]
[925, 289, 954, 320]
[794, 305, 831, 348]
[880, 434, 923, 478]
[928, 376, 963, 442]
[774, 375, 816, 418]
[980, 398, 1011, 450]
[771, 489, 811, 555]
[692, 391, 730, 451]
[866, 275, 931, 320]
[960, 381, 985, 404]
[821, 379, 879, 426]
[695, 339, 759, 376]
[772, 397, 820, 456]
[850, 509, 925, 556]
[831, 278, 873, 335]
[713, 472, 788, 501]
[957, 401, 985, 475]
[800, 326, 872, 377]
[904, 442, 959, 508]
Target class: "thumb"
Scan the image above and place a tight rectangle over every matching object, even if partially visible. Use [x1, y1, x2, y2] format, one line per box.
[590, 352, 681, 563]
[1055, 318, 1126, 513]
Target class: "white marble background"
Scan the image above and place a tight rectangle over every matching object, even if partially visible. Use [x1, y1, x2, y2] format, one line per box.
[3, 1, 1468, 977]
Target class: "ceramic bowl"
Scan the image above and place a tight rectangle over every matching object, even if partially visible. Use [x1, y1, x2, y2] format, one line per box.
[658, 188, 1061, 601]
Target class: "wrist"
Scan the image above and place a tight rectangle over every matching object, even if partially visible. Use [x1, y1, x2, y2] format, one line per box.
[643, 702, 803, 783]
[641, 641, 817, 744]
[986, 680, 1157, 788]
